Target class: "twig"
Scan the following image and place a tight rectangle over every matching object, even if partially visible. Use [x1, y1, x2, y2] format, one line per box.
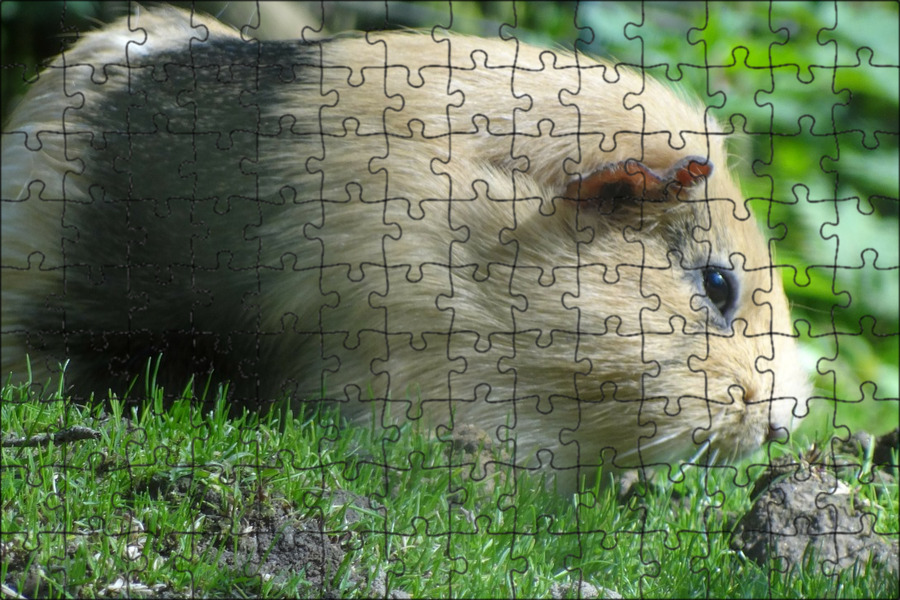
[2, 426, 101, 448]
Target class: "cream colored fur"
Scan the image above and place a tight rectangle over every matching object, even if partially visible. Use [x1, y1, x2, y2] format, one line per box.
[1, 7, 809, 491]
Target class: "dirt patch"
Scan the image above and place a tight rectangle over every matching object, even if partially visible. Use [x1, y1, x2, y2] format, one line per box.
[731, 429, 899, 580]
[3, 429, 895, 598]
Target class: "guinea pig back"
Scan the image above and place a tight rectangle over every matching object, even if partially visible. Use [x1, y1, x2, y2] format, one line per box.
[0, 7, 809, 490]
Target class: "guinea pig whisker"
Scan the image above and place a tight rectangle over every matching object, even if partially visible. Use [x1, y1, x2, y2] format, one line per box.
[610, 428, 686, 463]
[646, 430, 686, 451]
[685, 437, 714, 467]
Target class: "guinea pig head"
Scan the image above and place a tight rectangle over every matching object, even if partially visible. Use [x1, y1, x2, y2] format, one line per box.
[563, 155, 809, 471]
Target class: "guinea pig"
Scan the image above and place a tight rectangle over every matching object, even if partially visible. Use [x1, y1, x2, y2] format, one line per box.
[1, 6, 809, 491]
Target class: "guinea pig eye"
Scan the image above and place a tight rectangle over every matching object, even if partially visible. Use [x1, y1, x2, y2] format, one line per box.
[702, 268, 737, 318]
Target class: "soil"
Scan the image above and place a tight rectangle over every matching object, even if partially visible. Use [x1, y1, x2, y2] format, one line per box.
[2, 428, 896, 598]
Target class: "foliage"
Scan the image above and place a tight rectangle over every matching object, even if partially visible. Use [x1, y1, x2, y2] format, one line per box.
[3, 370, 897, 598]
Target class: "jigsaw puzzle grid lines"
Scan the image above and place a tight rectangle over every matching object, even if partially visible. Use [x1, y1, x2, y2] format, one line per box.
[0, 2, 897, 598]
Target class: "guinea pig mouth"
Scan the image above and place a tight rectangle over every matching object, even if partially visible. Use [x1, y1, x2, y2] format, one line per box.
[683, 383, 772, 463]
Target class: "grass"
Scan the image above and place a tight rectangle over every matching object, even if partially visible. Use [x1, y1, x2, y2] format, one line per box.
[1, 3, 896, 597]
[1, 363, 896, 599]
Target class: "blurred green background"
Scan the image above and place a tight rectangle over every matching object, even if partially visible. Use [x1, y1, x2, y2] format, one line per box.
[2, 1, 897, 441]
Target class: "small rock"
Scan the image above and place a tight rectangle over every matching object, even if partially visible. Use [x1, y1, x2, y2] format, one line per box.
[549, 580, 620, 599]
[732, 464, 898, 577]
[873, 428, 899, 466]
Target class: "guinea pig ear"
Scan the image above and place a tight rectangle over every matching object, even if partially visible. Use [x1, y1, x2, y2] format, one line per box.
[564, 155, 713, 207]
